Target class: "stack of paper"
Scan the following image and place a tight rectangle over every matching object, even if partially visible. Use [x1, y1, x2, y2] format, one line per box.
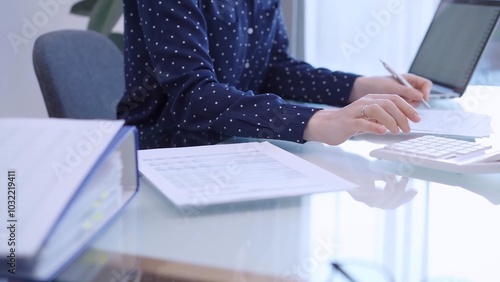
[411, 109, 492, 138]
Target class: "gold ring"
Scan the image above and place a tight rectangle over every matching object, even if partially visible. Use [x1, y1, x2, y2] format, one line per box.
[361, 105, 370, 119]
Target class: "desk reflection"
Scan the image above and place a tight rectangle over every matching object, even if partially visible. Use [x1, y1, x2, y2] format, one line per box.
[268, 139, 419, 210]
[348, 176, 417, 210]
[370, 160, 500, 205]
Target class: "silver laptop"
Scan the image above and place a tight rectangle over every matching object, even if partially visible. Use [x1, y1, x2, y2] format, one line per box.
[409, 0, 500, 99]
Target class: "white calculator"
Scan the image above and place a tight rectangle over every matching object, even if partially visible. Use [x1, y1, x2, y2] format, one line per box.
[369, 135, 500, 174]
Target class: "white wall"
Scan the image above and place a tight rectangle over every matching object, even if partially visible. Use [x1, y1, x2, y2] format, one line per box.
[0, 0, 122, 118]
[305, 0, 440, 76]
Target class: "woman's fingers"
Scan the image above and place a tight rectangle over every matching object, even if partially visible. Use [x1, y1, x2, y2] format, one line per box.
[361, 103, 402, 134]
[354, 117, 387, 135]
[395, 74, 432, 102]
[364, 94, 420, 121]
[358, 94, 421, 134]
[304, 94, 422, 146]
[402, 73, 432, 101]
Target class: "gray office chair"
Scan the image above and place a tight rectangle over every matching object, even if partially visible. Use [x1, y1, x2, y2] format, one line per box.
[33, 30, 124, 119]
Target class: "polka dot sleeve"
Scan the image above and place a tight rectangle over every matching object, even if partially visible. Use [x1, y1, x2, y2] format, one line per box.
[118, 0, 359, 148]
[261, 8, 360, 107]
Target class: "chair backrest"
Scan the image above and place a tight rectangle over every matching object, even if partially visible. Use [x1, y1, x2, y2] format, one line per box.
[33, 30, 124, 119]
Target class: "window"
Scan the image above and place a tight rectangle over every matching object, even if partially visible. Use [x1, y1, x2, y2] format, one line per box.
[304, 1, 440, 76]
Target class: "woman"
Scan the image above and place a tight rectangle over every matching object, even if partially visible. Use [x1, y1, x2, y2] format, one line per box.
[117, 0, 431, 149]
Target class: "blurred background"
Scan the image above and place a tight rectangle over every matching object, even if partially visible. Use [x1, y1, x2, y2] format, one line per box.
[0, 0, 448, 118]
[0, 0, 123, 118]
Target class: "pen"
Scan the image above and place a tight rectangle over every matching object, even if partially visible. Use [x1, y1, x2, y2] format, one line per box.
[380, 59, 431, 109]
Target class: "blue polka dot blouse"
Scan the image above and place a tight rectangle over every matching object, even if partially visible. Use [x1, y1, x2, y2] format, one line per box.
[117, 0, 360, 149]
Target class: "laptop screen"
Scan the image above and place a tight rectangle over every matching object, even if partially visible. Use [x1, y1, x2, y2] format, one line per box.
[409, 0, 500, 94]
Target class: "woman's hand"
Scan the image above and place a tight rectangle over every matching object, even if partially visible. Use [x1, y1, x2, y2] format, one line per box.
[303, 94, 421, 145]
[349, 75, 432, 106]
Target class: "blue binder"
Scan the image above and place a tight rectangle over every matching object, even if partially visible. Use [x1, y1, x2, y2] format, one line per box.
[0, 124, 139, 281]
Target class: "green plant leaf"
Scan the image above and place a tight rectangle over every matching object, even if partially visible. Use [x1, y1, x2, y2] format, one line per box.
[88, 0, 123, 35]
[108, 33, 124, 53]
[70, 0, 99, 16]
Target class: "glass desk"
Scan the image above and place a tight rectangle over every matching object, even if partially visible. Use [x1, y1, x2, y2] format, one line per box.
[56, 89, 500, 282]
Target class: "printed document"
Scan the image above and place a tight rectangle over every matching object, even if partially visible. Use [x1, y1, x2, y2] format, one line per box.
[138, 142, 357, 206]
[411, 109, 492, 137]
